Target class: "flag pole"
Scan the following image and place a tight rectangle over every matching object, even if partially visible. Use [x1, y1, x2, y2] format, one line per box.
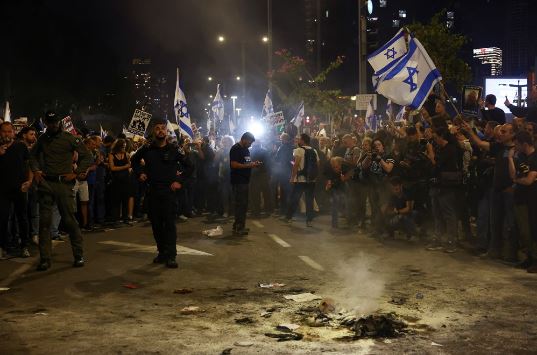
[440, 81, 461, 117]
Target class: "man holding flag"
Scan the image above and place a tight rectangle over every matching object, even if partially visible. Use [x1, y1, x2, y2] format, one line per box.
[174, 68, 194, 139]
[211, 84, 224, 134]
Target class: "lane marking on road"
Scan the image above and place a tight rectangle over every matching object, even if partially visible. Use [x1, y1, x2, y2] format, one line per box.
[99, 241, 213, 256]
[298, 256, 325, 271]
[0, 262, 34, 287]
[268, 234, 291, 248]
[252, 220, 264, 228]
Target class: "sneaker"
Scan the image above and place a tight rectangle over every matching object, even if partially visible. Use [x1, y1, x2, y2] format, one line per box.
[32, 235, 39, 245]
[222, 213, 229, 218]
[426, 244, 443, 251]
[306, 221, 313, 227]
[233, 229, 249, 236]
[81, 225, 93, 232]
[37, 259, 51, 271]
[166, 259, 178, 269]
[21, 248, 31, 258]
[153, 254, 166, 264]
[444, 247, 457, 253]
[178, 215, 188, 221]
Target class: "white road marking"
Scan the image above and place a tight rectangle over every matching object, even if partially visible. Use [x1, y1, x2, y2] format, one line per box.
[298, 256, 325, 271]
[268, 234, 291, 248]
[252, 220, 264, 228]
[99, 241, 213, 256]
[0, 263, 34, 287]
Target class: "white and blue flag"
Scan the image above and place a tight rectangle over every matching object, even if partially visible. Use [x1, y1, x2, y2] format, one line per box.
[365, 99, 377, 132]
[291, 101, 304, 128]
[211, 84, 224, 123]
[374, 38, 442, 110]
[262, 89, 274, 118]
[367, 28, 408, 76]
[174, 68, 194, 139]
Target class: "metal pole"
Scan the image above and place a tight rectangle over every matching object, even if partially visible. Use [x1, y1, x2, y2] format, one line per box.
[316, 0, 321, 75]
[241, 41, 246, 100]
[358, 0, 367, 95]
[267, 0, 273, 89]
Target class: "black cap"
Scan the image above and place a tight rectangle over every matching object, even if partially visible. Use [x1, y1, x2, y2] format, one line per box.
[44, 110, 60, 122]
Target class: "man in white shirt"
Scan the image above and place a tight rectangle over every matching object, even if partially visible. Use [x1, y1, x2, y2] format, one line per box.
[284, 133, 320, 227]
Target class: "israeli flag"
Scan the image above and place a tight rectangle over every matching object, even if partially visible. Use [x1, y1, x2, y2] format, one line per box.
[395, 105, 406, 122]
[291, 101, 304, 128]
[211, 84, 224, 123]
[262, 89, 274, 118]
[174, 68, 194, 139]
[385, 99, 392, 120]
[367, 28, 408, 75]
[365, 99, 377, 132]
[375, 38, 442, 110]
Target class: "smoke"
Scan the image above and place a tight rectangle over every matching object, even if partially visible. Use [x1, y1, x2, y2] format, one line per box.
[330, 253, 385, 316]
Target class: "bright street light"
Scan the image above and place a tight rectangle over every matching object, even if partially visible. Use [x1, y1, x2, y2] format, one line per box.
[209, 94, 213, 98]
[230, 96, 237, 100]
[218, 35, 225, 42]
[262, 36, 269, 43]
[208, 76, 213, 81]
[236, 76, 241, 81]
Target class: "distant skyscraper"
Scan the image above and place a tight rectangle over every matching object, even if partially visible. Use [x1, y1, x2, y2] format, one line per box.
[130, 58, 170, 118]
[473, 47, 503, 76]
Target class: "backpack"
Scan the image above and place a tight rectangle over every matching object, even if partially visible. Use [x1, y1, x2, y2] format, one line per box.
[298, 147, 319, 182]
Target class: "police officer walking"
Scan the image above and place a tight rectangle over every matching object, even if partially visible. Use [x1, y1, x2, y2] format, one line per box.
[131, 119, 188, 268]
[30, 111, 93, 271]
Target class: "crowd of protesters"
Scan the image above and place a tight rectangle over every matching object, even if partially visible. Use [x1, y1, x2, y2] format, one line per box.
[1, 91, 537, 273]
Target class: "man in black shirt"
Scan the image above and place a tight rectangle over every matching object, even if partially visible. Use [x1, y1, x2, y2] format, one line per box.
[508, 130, 537, 273]
[132, 119, 190, 268]
[463, 121, 516, 260]
[229, 132, 261, 235]
[480, 94, 506, 124]
[505, 92, 537, 123]
[0, 122, 33, 258]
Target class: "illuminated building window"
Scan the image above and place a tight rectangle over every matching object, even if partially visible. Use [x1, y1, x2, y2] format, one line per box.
[446, 20, 454, 28]
[392, 19, 400, 27]
[399, 10, 406, 18]
[447, 11, 455, 19]
[380, 0, 387, 7]
[326, 10, 329, 18]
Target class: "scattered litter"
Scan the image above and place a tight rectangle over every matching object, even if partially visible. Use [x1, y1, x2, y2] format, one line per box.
[221, 348, 232, 355]
[389, 297, 407, 305]
[233, 341, 254, 347]
[0, 287, 10, 292]
[384, 339, 393, 344]
[34, 312, 48, 316]
[173, 288, 193, 294]
[431, 341, 443, 347]
[235, 317, 255, 324]
[276, 323, 301, 332]
[265, 332, 303, 342]
[284, 292, 322, 302]
[260, 311, 272, 318]
[416, 292, 424, 299]
[202, 226, 223, 237]
[319, 298, 336, 314]
[180, 306, 203, 314]
[122, 283, 139, 289]
[350, 314, 407, 338]
[258, 283, 286, 288]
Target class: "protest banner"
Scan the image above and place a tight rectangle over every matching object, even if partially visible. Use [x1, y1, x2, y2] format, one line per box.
[267, 111, 285, 132]
[461, 85, 482, 116]
[355, 94, 377, 111]
[61, 116, 78, 135]
[127, 109, 152, 137]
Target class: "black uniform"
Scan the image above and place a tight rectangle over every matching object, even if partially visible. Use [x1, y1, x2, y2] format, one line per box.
[132, 142, 189, 261]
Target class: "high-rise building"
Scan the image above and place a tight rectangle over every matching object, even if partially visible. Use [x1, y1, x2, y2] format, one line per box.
[473, 47, 503, 76]
[130, 58, 171, 119]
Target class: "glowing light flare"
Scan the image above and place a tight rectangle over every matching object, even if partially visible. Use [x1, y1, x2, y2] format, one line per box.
[247, 119, 265, 137]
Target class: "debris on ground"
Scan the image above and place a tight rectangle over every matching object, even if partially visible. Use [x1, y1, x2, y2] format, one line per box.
[349, 314, 407, 338]
[260, 311, 272, 318]
[179, 306, 203, 314]
[389, 296, 407, 305]
[431, 341, 443, 347]
[173, 288, 193, 294]
[416, 292, 424, 299]
[221, 348, 232, 355]
[284, 292, 322, 302]
[258, 283, 286, 288]
[0, 287, 10, 292]
[235, 316, 255, 324]
[319, 298, 336, 313]
[265, 332, 304, 342]
[233, 341, 254, 347]
[122, 283, 139, 289]
[202, 226, 223, 237]
[276, 323, 301, 332]
[34, 312, 48, 316]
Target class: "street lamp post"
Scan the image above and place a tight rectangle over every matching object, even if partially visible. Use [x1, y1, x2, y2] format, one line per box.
[230, 96, 238, 125]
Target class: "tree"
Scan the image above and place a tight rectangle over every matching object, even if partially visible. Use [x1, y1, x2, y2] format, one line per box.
[407, 10, 472, 94]
[269, 49, 352, 120]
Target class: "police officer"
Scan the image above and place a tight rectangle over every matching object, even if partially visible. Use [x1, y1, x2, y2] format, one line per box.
[30, 111, 93, 271]
[131, 118, 189, 268]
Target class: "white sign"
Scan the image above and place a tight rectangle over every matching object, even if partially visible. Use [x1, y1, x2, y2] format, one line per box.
[61, 116, 77, 135]
[355, 94, 377, 110]
[267, 111, 285, 129]
[127, 109, 152, 137]
[484, 78, 528, 112]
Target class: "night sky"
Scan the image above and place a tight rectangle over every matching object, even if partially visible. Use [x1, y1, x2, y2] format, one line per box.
[1, 0, 512, 121]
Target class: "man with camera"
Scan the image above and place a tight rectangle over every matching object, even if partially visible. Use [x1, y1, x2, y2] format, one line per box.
[30, 111, 93, 271]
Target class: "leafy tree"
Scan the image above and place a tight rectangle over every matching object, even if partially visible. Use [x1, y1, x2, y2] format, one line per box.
[269, 49, 352, 120]
[407, 10, 472, 93]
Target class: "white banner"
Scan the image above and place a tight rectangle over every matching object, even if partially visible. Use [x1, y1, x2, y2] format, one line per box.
[127, 109, 152, 137]
[355, 94, 377, 110]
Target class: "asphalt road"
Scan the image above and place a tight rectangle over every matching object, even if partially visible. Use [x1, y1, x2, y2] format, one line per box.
[1, 214, 537, 354]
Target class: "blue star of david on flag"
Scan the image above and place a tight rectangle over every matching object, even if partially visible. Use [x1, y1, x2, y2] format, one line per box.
[384, 47, 397, 60]
[402, 66, 419, 92]
[175, 100, 190, 118]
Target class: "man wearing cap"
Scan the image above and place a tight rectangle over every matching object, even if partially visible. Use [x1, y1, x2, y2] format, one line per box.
[30, 111, 93, 271]
[131, 118, 190, 268]
[229, 132, 262, 235]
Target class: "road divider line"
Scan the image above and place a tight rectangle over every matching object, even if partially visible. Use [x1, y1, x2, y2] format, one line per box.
[252, 220, 264, 228]
[268, 234, 291, 248]
[298, 256, 325, 271]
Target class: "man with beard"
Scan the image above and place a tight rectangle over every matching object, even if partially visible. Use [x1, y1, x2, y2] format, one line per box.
[131, 119, 189, 268]
[30, 111, 92, 271]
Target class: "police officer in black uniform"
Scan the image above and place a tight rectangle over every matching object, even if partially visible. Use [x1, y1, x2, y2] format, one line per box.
[131, 118, 189, 268]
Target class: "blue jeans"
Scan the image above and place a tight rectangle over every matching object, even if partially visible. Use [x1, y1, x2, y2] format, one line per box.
[286, 182, 315, 222]
[330, 188, 346, 227]
[429, 187, 457, 244]
[50, 204, 61, 238]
